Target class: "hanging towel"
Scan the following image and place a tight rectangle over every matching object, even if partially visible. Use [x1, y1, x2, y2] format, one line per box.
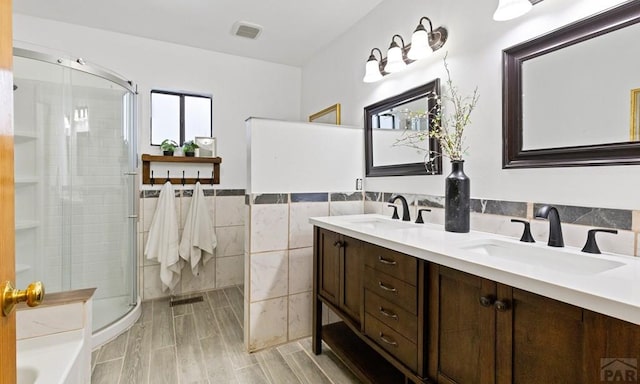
[179, 181, 217, 275]
[144, 181, 183, 292]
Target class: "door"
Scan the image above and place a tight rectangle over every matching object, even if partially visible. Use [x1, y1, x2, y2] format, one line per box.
[0, 0, 16, 382]
[340, 236, 363, 323]
[317, 228, 341, 306]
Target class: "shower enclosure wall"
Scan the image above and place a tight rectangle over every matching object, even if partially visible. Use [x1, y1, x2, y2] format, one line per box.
[12, 48, 138, 336]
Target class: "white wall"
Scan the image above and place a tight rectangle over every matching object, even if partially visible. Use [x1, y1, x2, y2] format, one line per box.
[301, 0, 640, 210]
[246, 118, 363, 193]
[14, 14, 302, 189]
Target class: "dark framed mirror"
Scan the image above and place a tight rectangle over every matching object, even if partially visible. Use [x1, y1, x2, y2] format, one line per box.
[503, 1, 640, 168]
[365, 79, 441, 177]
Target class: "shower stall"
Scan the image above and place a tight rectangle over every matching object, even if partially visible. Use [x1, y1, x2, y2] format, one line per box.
[12, 48, 138, 345]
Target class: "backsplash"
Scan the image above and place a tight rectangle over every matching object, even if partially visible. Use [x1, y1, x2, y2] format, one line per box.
[138, 188, 245, 300]
[366, 192, 639, 257]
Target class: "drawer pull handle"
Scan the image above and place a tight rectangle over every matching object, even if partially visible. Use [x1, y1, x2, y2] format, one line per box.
[379, 332, 398, 346]
[378, 281, 397, 294]
[378, 256, 397, 265]
[379, 306, 398, 320]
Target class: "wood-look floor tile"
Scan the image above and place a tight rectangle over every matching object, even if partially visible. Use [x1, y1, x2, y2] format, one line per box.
[285, 350, 333, 384]
[207, 289, 230, 309]
[119, 322, 152, 384]
[97, 329, 129, 362]
[92, 358, 124, 384]
[140, 300, 153, 323]
[214, 306, 256, 369]
[175, 314, 208, 382]
[193, 299, 219, 339]
[299, 338, 361, 384]
[255, 348, 302, 384]
[91, 348, 100, 373]
[235, 364, 269, 384]
[149, 346, 179, 384]
[276, 341, 303, 356]
[223, 287, 244, 328]
[201, 334, 239, 384]
[151, 297, 175, 349]
[172, 302, 193, 316]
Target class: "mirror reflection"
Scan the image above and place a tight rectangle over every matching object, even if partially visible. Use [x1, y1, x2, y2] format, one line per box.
[365, 79, 441, 177]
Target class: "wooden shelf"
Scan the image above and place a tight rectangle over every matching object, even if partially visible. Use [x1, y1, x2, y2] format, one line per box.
[141, 154, 221, 185]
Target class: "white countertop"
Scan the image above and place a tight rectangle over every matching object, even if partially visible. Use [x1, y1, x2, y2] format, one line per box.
[309, 214, 640, 325]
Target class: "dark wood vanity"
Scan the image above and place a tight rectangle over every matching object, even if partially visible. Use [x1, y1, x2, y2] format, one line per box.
[312, 227, 640, 384]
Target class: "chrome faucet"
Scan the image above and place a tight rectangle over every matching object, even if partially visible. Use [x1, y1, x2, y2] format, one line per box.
[535, 205, 564, 247]
[388, 194, 410, 221]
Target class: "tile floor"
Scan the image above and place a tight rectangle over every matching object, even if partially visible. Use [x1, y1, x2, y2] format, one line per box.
[91, 286, 361, 384]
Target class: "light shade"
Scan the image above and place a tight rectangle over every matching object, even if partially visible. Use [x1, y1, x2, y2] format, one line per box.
[408, 28, 431, 60]
[493, 0, 533, 21]
[363, 58, 383, 83]
[384, 36, 407, 73]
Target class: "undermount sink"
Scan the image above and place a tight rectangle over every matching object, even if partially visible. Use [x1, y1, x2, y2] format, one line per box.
[336, 216, 417, 231]
[460, 239, 625, 275]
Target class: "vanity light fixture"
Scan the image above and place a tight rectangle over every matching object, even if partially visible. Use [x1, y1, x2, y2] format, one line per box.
[493, 0, 533, 21]
[363, 48, 385, 83]
[363, 16, 448, 83]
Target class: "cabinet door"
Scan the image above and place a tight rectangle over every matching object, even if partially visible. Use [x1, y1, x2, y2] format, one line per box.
[584, 310, 640, 383]
[496, 287, 585, 384]
[317, 228, 341, 307]
[341, 236, 363, 323]
[428, 265, 496, 384]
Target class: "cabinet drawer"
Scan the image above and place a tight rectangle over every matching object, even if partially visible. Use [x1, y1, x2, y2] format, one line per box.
[364, 244, 417, 286]
[364, 313, 417, 371]
[364, 289, 417, 343]
[364, 267, 417, 315]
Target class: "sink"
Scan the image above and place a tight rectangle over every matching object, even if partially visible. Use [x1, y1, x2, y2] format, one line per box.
[459, 239, 625, 275]
[336, 216, 418, 231]
[17, 367, 38, 384]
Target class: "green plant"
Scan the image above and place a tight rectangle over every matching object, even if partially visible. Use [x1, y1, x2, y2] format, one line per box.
[160, 139, 178, 152]
[182, 140, 199, 153]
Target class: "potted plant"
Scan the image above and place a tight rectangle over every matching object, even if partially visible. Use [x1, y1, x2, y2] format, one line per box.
[182, 140, 199, 157]
[160, 139, 178, 156]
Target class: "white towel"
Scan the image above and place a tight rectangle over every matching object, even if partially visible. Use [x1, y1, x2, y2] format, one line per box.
[144, 181, 183, 292]
[179, 181, 217, 275]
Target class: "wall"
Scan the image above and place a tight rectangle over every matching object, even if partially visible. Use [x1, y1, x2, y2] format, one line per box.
[244, 118, 363, 351]
[14, 14, 302, 189]
[301, 0, 639, 210]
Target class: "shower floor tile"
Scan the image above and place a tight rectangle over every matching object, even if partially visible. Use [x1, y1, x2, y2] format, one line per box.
[92, 285, 361, 384]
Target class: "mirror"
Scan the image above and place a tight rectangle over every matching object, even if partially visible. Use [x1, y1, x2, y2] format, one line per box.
[503, 1, 640, 168]
[365, 79, 442, 177]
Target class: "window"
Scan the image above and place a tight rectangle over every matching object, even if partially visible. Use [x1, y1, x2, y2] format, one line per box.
[150, 90, 212, 145]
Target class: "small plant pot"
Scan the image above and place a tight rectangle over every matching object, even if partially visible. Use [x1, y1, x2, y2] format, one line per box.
[185, 152, 195, 157]
[163, 150, 174, 156]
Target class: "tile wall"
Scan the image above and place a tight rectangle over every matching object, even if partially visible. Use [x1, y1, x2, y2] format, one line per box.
[244, 192, 364, 352]
[138, 188, 245, 300]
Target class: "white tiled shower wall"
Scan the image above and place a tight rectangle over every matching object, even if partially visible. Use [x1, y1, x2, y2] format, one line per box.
[138, 190, 245, 300]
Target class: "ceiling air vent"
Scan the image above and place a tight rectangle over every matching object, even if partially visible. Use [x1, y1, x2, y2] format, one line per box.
[232, 21, 263, 40]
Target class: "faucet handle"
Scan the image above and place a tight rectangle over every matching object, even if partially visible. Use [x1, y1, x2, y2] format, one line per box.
[581, 228, 618, 254]
[510, 219, 535, 243]
[387, 204, 399, 220]
[416, 208, 431, 224]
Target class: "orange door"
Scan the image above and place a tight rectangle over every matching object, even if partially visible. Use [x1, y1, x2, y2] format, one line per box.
[0, 0, 16, 382]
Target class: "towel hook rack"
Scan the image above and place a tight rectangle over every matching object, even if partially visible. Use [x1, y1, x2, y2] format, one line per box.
[140, 154, 221, 185]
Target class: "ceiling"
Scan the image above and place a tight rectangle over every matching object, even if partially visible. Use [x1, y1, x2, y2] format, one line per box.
[13, 0, 385, 67]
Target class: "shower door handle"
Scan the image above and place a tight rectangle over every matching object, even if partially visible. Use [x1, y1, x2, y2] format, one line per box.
[128, 215, 138, 219]
[123, 172, 138, 176]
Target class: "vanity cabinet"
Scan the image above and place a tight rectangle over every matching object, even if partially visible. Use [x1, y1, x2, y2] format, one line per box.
[428, 264, 640, 384]
[313, 226, 640, 384]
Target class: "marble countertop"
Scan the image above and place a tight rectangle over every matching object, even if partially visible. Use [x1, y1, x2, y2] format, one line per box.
[309, 214, 640, 325]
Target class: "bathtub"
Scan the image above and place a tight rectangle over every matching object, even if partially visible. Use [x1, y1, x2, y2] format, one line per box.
[17, 329, 85, 384]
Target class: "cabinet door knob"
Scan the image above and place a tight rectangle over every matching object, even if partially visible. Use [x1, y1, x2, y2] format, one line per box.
[379, 306, 399, 320]
[479, 295, 495, 307]
[378, 281, 397, 294]
[333, 240, 344, 248]
[495, 300, 510, 312]
[378, 256, 397, 265]
[379, 332, 398, 346]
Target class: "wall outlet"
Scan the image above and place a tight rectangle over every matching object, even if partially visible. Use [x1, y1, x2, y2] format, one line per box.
[356, 178, 363, 191]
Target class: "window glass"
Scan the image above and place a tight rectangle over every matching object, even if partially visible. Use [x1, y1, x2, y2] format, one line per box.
[185, 96, 212, 142]
[150, 91, 212, 146]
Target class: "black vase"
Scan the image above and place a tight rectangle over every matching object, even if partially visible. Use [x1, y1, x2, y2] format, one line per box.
[163, 150, 174, 156]
[445, 160, 470, 233]
[185, 151, 195, 157]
